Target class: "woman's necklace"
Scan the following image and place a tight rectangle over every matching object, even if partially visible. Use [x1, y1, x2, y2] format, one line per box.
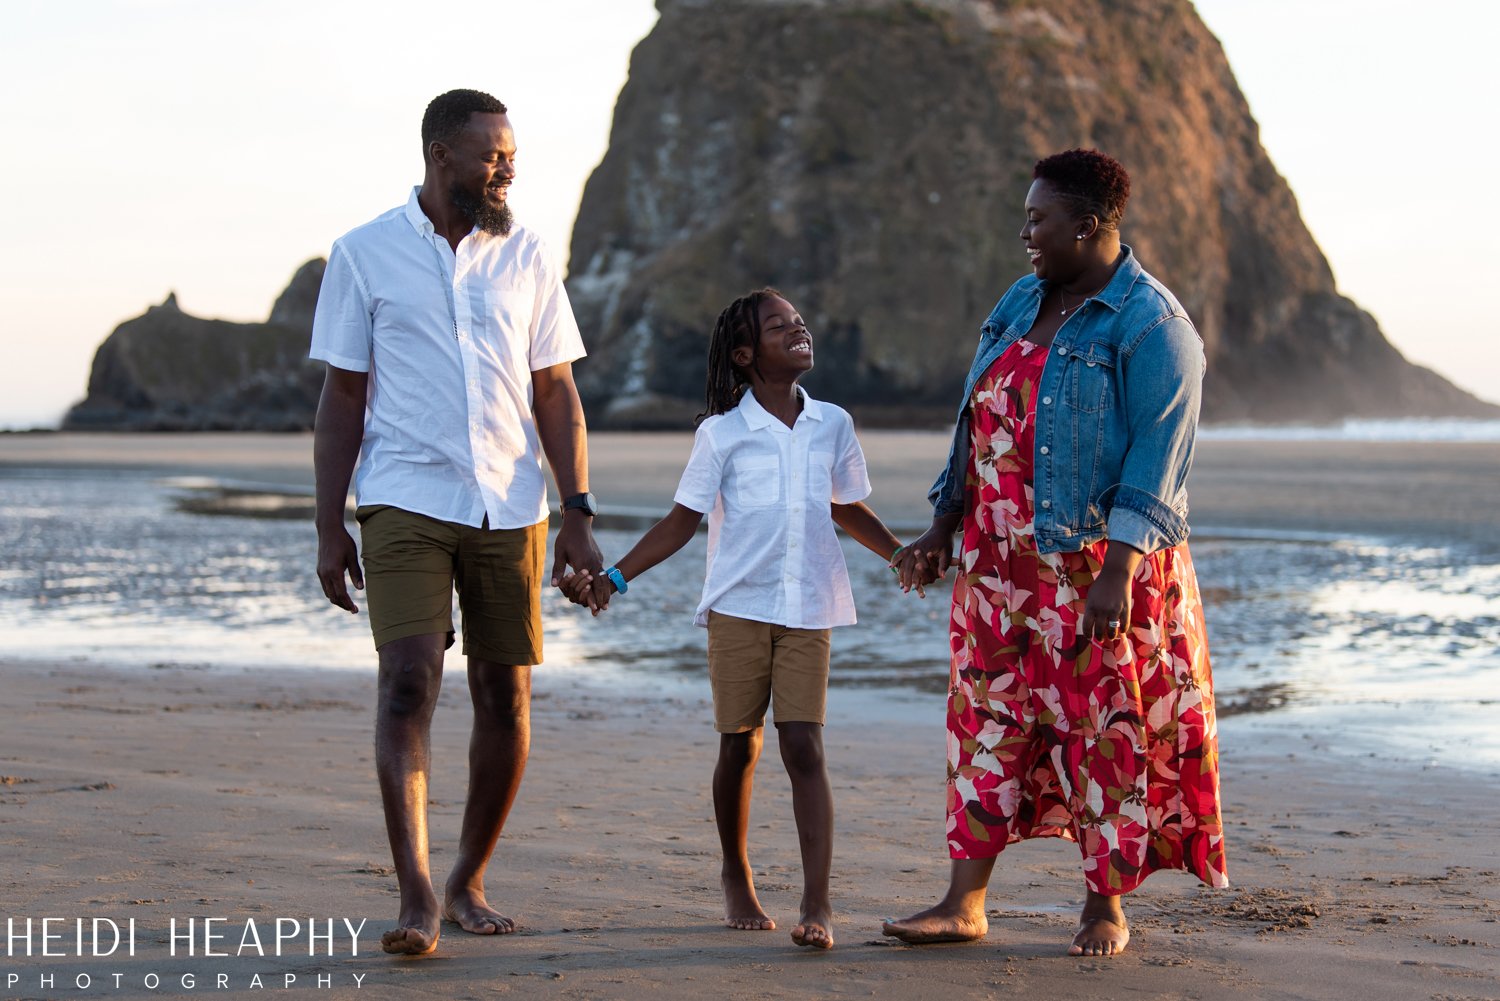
[1058, 279, 1110, 317]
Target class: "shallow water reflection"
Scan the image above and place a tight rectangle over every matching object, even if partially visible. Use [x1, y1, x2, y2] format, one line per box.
[2, 467, 1495, 768]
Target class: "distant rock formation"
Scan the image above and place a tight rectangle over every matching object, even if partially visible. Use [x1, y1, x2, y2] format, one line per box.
[566, 0, 1496, 425]
[64, 260, 326, 432]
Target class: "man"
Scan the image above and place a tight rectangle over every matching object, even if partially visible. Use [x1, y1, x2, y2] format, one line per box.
[310, 88, 602, 956]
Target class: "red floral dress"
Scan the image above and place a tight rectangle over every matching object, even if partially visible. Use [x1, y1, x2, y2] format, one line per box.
[946, 339, 1229, 895]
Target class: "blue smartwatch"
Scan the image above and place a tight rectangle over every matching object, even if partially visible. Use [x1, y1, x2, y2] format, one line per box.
[604, 566, 628, 594]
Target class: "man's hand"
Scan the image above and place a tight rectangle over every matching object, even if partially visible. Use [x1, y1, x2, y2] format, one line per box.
[317, 524, 364, 613]
[552, 516, 603, 612]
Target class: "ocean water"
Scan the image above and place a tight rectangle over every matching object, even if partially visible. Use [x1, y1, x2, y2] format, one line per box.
[1, 465, 1497, 772]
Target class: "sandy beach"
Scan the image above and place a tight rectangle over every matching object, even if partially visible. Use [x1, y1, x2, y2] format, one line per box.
[2, 432, 1498, 999]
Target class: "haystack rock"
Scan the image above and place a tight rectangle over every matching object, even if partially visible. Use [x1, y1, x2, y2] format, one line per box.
[566, 0, 1495, 426]
[64, 259, 326, 431]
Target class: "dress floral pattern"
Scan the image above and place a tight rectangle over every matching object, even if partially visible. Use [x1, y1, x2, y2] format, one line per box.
[946, 339, 1228, 895]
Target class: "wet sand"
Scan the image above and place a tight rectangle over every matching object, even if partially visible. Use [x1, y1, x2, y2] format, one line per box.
[2, 432, 1498, 998]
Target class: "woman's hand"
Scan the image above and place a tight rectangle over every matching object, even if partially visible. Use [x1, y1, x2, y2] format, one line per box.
[1080, 541, 1143, 642]
[895, 514, 962, 593]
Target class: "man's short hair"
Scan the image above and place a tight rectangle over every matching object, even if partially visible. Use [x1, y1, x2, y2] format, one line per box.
[422, 89, 508, 160]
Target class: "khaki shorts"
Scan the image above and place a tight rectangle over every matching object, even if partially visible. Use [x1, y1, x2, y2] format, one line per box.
[356, 505, 546, 665]
[706, 611, 831, 733]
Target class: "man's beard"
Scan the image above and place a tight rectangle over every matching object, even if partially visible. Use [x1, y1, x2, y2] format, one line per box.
[449, 182, 513, 236]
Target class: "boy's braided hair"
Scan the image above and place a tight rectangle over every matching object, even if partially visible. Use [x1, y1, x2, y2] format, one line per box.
[699, 287, 782, 424]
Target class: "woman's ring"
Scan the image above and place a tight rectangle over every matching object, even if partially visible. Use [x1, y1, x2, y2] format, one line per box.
[1108, 619, 1121, 629]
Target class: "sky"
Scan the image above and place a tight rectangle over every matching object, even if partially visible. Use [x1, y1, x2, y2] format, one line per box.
[1, 0, 1496, 428]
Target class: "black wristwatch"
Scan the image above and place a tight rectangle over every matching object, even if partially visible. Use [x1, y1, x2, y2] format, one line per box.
[561, 492, 598, 517]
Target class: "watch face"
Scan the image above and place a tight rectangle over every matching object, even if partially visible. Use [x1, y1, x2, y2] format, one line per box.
[565, 492, 598, 516]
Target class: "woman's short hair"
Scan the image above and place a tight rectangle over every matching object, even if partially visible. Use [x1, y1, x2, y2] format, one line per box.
[1033, 149, 1131, 231]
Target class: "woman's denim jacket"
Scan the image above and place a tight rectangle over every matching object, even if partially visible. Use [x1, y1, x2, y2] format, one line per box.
[929, 246, 1205, 555]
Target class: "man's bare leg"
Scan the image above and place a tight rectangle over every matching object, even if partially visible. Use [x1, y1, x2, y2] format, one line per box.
[778, 722, 834, 949]
[1069, 888, 1129, 956]
[715, 728, 774, 930]
[374, 634, 447, 956]
[442, 659, 531, 935]
[881, 857, 995, 944]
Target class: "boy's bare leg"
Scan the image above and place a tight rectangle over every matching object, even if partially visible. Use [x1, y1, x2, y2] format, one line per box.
[1070, 888, 1129, 956]
[714, 729, 774, 930]
[777, 722, 834, 949]
[374, 634, 447, 955]
[442, 660, 531, 935]
[881, 857, 995, 944]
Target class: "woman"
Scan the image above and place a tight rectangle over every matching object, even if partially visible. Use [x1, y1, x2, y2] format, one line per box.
[884, 149, 1228, 957]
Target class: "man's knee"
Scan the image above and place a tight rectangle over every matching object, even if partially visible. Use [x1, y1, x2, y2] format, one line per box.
[777, 723, 825, 775]
[467, 661, 531, 723]
[377, 636, 445, 717]
[719, 728, 763, 769]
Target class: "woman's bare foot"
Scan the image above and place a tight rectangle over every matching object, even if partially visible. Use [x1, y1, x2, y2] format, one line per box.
[380, 903, 441, 956]
[791, 907, 834, 949]
[442, 885, 516, 935]
[1069, 891, 1129, 956]
[881, 904, 988, 944]
[722, 871, 775, 931]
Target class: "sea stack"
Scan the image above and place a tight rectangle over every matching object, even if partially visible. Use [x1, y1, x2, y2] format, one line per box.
[566, 0, 1494, 426]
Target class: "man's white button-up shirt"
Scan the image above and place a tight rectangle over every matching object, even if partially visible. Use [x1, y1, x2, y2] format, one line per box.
[674, 389, 873, 629]
[310, 188, 586, 529]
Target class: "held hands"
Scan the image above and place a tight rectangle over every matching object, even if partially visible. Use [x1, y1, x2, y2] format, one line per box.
[551, 512, 605, 611]
[892, 520, 959, 597]
[557, 568, 615, 616]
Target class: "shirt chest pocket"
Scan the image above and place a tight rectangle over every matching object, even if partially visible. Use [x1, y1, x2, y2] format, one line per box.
[1063, 341, 1119, 413]
[485, 289, 534, 353]
[733, 455, 781, 507]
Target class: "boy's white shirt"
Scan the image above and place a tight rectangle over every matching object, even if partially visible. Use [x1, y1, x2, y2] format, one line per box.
[674, 387, 873, 629]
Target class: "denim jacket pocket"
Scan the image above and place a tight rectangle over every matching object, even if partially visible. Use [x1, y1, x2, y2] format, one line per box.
[1063, 340, 1120, 413]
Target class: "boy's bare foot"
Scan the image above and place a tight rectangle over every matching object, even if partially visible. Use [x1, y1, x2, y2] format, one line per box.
[443, 886, 516, 935]
[791, 907, 834, 949]
[881, 904, 988, 944]
[1068, 892, 1129, 956]
[722, 872, 775, 931]
[380, 906, 441, 955]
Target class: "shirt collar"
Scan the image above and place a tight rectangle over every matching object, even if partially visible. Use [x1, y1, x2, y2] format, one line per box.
[739, 386, 824, 430]
[404, 186, 435, 237]
[1030, 243, 1140, 314]
[1090, 244, 1140, 313]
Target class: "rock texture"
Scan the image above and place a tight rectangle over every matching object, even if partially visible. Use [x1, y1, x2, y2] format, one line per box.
[567, 0, 1496, 425]
[64, 260, 326, 431]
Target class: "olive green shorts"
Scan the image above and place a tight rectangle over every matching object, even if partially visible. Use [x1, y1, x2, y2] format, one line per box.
[356, 505, 546, 665]
[706, 611, 831, 733]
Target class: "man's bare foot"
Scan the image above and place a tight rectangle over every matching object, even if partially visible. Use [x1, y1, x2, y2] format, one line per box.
[791, 907, 834, 949]
[443, 887, 516, 936]
[1069, 893, 1129, 956]
[722, 872, 775, 931]
[881, 904, 988, 944]
[380, 908, 440, 956]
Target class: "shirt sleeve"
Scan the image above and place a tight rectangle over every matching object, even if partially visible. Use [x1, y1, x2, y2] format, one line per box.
[673, 421, 724, 515]
[308, 241, 374, 373]
[527, 238, 587, 372]
[830, 411, 873, 505]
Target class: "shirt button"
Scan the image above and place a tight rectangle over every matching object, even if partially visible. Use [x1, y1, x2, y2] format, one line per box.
[1057, 346, 1066, 356]
[1039, 446, 1050, 455]
[1041, 500, 1051, 509]
[1086, 360, 1097, 368]
[1041, 396, 1052, 405]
